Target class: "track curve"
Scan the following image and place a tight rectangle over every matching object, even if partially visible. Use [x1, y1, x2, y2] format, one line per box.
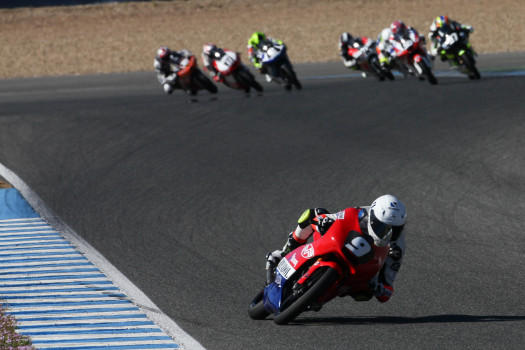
[1, 54, 524, 349]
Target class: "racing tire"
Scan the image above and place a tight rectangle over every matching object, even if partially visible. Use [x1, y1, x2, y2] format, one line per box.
[248, 288, 270, 320]
[194, 70, 218, 94]
[462, 53, 481, 80]
[420, 62, 438, 85]
[369, 56, 386, 81]
[281, 65, 302, 90]
[384, 69, 395, 81]
[273, 267, 339, 325]
[237, 69, 263, 92]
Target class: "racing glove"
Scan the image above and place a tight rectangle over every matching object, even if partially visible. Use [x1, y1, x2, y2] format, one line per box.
[266, 249, 284, 264]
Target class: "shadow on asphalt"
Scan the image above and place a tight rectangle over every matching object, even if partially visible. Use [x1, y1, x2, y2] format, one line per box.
[289, 314, 525, 325]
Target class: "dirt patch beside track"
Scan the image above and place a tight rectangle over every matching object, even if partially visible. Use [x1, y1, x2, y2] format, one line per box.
[1, 0, 524, 79]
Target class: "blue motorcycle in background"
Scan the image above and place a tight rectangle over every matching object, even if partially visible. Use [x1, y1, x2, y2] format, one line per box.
[257, 41, 302, 90]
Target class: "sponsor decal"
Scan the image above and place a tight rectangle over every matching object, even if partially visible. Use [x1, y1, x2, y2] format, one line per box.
[301, 244, 315, 259]
[277, 257, 296, 280]
[290, 253, 298, 267]
[337, 211, 345, 220]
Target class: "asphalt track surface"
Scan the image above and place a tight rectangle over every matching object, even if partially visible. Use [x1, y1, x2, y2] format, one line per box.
[1, 52, 524, 349]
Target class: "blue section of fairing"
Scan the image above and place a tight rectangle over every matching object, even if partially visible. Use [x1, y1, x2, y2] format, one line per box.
[261, 46, 287, 65]
[263, 270, 287, 314]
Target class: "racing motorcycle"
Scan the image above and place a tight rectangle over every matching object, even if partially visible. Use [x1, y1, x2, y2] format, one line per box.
[345, 40, 394, 81]
[248, 208, 389, 325]
[210, 49, 263, 93]
[436, 25, 480, 79]
[257, 41, 302, 90]
[172, 55, 218, 95]
[392, 31, 438, 85]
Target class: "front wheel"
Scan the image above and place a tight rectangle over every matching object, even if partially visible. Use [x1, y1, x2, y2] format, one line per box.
[368, 56, 386, 81]
[280, 65, 302, 90]
[273, 267, 339, 325]
[248, 288, 270, 320]
[236, 69, 263, 92]
[194, 70, 218, 93]
[420, 62, 438, 85]
[462, 53, 481, 80]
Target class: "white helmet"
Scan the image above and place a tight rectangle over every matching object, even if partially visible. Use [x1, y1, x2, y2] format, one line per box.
[367, 194, 407, 247]
[203, 43, 217, 56]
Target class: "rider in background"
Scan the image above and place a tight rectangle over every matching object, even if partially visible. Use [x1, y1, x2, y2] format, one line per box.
[339, 32, 374, 71]
[201, 43, 224, 82]
[376, 21, 422, 74]
[267, 194, 407, 303]
[247, 31, 284, 81]
[428, 15, 475, 60]
[154, 46, 193, 94]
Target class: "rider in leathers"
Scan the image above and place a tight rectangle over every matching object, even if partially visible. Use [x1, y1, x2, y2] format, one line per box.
[247, 31, 285, 82]
[376, 21, 421, 70]
[339, 32, 375, 72]
[201, 43, 224, 83]
[428, 15, 475, 60]
[267, 194, 407, 303]
[154, 46, 194, 94]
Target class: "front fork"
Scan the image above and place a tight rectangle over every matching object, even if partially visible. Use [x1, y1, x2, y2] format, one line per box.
[265, 258, 276, 285]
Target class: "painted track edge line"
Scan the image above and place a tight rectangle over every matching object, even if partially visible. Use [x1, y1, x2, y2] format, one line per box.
[0, 161, 206, 350]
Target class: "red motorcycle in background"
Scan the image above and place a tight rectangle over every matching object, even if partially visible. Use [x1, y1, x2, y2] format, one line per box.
[248, 207, 390, 325]
[175, 55, 218, 95]
[208, 49, 263, 94]
[392, 30, 438, 85]
[345, 39, 395, 81]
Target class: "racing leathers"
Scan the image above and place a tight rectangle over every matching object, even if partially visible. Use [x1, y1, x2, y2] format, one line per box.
[201, 47, 223, 83]
[340, 36, 374, 70]
[268, 207, 405, 303]
[428, 19, 474, 59]
[154, 49, 193, 94]
[376, 27, 396, 68]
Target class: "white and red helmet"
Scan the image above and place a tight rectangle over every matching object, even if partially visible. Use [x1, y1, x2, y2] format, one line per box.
[391, 20, 407, 35]
[203, 43, 218, 57]
[367, 194, 407, 247]
[156, 46, 171, 61]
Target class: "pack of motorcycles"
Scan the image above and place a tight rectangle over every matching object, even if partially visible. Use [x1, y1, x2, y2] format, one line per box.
[171, 25, 479, 96]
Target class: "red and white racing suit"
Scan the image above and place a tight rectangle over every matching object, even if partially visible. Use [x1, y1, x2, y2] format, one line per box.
[282, 207, 405, 303]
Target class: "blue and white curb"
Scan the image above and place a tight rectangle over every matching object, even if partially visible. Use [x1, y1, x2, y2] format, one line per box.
[0, 162, 205, 350]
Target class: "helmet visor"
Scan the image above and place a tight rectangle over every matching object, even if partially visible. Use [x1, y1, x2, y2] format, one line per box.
[369, 211, 392, 240]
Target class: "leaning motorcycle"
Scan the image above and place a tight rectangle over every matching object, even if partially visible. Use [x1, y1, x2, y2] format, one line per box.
[392, 31, 438, 85]
[172, 55, 218, 95]
[436, 26, 480, 80]
[346, 41, 394, 81]
[248, 208, 389, 325]
[210, 49, 263, 93]
[257, 41, 302, 90]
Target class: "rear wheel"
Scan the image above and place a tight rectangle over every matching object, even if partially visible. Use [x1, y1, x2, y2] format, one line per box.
[248, 288, 270, 320]
[273, 267, 339, 325]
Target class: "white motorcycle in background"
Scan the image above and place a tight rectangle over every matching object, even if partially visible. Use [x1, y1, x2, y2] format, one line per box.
[209, 49, 263, 94]
[257, 41, 302, 90]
